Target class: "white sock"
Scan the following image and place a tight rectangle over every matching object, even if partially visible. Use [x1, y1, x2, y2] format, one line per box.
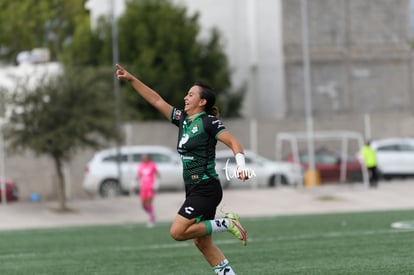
[213, 259, 236, 275]
[209, 218, 231, 233]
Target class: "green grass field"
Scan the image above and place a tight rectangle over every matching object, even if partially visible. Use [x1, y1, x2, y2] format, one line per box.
[1, 209, 414, 275]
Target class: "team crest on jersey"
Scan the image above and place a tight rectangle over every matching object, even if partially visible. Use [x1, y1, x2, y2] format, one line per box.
[173, 109, 182, 120]
[191, 124, 198, 133]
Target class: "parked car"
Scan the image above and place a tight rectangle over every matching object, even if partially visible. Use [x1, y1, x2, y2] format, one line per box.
[0, 179, 19, 202]
[215, 150, 303, 188]
[83, 145, 183, 198]
[369, 138, 414, 180]
[286, 147, 363, 183]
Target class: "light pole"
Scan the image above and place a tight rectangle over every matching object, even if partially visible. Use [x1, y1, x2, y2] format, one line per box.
[247, 0, 258, 153]
[301, 0, 316, 186]
[110, 0, 123, 192]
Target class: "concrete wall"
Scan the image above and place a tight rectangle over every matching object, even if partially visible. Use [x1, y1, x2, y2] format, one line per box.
[283, 0, 414, 115]
[5, 111, 414, 201]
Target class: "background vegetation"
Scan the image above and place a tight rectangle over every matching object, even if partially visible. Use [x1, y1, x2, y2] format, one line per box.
[1, 0, 244, 120]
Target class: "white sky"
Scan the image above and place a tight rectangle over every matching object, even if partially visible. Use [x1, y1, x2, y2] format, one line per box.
[85, 0, 126, 28]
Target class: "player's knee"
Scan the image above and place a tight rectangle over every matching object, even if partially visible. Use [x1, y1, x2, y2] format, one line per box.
[170, 228, 186, 241]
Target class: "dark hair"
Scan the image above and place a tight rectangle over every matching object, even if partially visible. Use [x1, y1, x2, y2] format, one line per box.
[194, 81, 220, 117]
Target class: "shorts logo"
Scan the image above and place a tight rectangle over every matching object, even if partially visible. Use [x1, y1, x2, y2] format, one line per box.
[185, 206, 194, 215]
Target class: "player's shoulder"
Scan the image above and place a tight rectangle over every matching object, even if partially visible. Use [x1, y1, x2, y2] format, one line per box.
[202, 113, 219, 122]
[202, 114, 225, 130]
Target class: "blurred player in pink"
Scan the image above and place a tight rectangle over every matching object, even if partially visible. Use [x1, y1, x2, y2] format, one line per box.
[137, 154, 159, 227]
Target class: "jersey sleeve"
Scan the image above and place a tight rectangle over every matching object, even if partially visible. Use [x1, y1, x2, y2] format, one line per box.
[170, 107, 183, 127]
[205, 115, 226, 139]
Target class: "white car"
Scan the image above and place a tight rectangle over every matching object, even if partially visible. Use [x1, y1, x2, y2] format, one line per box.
[83, 145, 183, 197]
[215, 150, 303, 188]
[370, 138, 414, 180]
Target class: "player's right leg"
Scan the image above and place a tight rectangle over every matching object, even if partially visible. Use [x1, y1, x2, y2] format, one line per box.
[224, 212, 247, 246]
[202, 212, 247, 246]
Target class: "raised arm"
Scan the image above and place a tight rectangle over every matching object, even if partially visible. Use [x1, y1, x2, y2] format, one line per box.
[116, 64, 173, 119]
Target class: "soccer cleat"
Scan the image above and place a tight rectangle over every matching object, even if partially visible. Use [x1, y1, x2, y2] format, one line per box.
[224, 212, 247, 246]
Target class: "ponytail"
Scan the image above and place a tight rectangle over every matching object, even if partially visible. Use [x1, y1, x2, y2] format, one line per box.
[209, 106, 220, 117]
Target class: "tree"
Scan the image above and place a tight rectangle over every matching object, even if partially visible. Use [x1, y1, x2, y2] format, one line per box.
[2, 65, 120, 211]
[61, 16, 108, 67]
[0, 0, 88, 62]
[63, 0, 245, 119]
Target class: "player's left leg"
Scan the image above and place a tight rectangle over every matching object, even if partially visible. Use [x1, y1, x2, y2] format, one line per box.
[170, 214, 242, 274]
[141, 189, 155, 227]
[194, 235, 236, 275]
[143, 198, 155, 227]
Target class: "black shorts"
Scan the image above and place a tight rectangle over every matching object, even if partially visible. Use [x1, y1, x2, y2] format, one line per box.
[178, 178, 223, 222]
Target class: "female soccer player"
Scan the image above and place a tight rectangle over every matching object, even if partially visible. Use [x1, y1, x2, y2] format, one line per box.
[137, 154, 159, 227]
[116, 64, 249, 275]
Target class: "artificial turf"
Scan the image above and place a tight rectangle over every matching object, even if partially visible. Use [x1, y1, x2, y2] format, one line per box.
[1, 209, 414, 274]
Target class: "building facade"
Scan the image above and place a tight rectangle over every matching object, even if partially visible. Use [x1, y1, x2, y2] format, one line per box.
[283, 0, 413, 116]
